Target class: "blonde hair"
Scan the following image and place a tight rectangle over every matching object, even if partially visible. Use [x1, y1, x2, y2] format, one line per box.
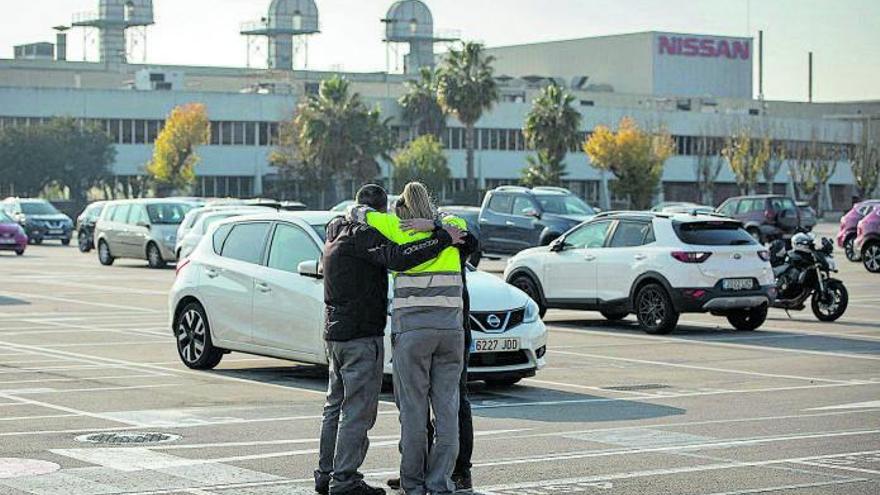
[396, 182, 436, 220]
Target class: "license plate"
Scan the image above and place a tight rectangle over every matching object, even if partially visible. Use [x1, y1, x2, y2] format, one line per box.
[472, 338, 520, 353]
[0, 238, 14, 244]
[722, 278, 754, 291]
[48, 229, 63, 234]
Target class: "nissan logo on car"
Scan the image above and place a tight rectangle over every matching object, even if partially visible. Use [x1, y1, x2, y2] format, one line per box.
[486, 314, 502, 329]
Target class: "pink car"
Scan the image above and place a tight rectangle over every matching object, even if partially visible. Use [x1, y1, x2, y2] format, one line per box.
[837, 200, 880, 261]
[855, 207, 880, 273]
[0, 210, 27, 255]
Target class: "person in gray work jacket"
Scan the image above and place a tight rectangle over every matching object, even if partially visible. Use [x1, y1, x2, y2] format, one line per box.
[315, 184, 464, 495]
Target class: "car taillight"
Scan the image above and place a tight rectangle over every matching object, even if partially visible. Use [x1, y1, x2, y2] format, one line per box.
[671, 251, 712, 263]
[175, 258, 191, 277]
[757, 250, 770, 261]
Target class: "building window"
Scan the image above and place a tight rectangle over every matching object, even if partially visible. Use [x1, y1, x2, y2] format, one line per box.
[480, 129, 490, 150]
[134, 120, 146, 144]
[245, 122, 256, 146]
[147, 120, 160, 143]
[221, 121, 232, 145]
[233, 121, 245, 145]
[108, 119, 121, 144]
[210, 121, 221, 145]
[450, 128, 461, 149]
[269, 123, 279, 145]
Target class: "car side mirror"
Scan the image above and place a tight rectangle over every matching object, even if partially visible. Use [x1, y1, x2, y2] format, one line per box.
[524, 208, 541, 219]
[136, 221, 151, 230]
[298, 260, 323, 279]
[550, 238, 566, 252]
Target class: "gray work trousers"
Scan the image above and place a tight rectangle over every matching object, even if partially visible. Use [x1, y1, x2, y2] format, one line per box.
[393, 329, 465, 495]
[316, 336, 384, 493]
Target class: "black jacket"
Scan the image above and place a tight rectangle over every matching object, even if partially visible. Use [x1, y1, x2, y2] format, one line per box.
[322, 217, 452, 342]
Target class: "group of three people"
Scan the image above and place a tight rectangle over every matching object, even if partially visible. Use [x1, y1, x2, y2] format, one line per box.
[315, 182, 479, 495]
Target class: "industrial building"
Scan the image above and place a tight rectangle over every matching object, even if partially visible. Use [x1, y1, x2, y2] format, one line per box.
[1, 0, 877, 209]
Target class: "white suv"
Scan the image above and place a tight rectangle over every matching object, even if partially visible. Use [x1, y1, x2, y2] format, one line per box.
[504, 212, 776, 334]
[170, 211, 547, 387]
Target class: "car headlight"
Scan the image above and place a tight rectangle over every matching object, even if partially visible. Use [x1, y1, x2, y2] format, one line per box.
[523, 298, 540, 323]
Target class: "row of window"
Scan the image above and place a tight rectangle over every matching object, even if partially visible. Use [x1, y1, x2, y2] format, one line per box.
[0, 116, 853, 159]
[212, 221, 319, 273]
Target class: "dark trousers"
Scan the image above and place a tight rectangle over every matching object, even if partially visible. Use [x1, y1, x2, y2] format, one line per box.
[427, 330, 473, 477]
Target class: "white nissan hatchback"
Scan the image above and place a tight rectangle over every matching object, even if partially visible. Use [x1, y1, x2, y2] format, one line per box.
[170, 211, 547, 387]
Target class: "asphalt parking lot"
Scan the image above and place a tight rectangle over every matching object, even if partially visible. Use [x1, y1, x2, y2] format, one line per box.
[1, 222, 879, 495]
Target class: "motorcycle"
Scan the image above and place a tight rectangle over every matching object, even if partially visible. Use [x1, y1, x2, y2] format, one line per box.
[768, 234, 848, 322]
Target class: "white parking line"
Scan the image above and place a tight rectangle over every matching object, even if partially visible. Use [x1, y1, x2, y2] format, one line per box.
[0, 290, 163, 313]
[795, 460, 880, 476]
[551, 349, 858, 384]
[0, 373, 167, 385]
[0, 413, 80, 422]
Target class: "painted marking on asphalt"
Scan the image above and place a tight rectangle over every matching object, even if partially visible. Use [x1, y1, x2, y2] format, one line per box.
[0, 290, 162, 313]
[808, 400, 880, 410]
[796, 460, 880, 476]
[551, 349, 858, 384]
[565, 428, 713, 448]
[0, 458, 61, 479]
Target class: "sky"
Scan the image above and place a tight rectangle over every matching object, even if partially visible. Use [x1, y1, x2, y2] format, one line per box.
[1, 0, 878, 102]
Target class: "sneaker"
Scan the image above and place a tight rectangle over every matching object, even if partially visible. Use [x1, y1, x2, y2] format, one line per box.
[332, 480, 386, 495]
[452, 472, 473, 493]
[315, 470, 330, 495]
[386, 478, 401, 490]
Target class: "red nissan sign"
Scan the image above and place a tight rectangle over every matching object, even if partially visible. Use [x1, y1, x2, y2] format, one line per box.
[658, 35, 750, 60]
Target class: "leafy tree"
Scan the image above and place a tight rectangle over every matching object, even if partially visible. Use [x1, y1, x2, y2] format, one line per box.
[721, 129, 769, 195]
[147, 103, 210, 196]
[761, 136, 786, 194]
[393, 135, 450, 195]
[399, 67, 446, 140]
[521, 84, 581, 187]
[850, 135, 880, 199]
[0, 117, 114, 201]
[271, 76, 394, 208]
[437, 41, 499, 192]
[584, 117, 674, 209]
[789, 132, 837, 216]
[693, 133, 724, 205]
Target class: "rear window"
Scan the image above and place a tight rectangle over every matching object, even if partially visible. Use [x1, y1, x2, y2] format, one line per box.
[673, 221, 756, 246]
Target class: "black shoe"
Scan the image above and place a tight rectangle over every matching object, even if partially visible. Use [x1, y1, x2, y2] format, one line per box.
[315, 470, 330, 495]
[333, 480, 386, 495]
[452, 472, 473, 492]
[386, 477, 401, 490]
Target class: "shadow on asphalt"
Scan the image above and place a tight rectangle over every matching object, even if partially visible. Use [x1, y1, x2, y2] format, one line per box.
[468, 385, 685, 423]
[550, 318, 880, 355]
[209, 364, 330, 394]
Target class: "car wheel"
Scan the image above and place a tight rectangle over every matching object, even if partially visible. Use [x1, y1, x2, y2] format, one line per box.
[32, 237, 43, 245]
[15, 248, 24, 256]
[510, 274, 547, 318]
[61, 237, 71, 246]
[844, 235, 859, 262]
[174, 301, 224, 370]
[635, 283, 679, 334]
[147, 242, 166, 269]
[747, 227, 762, 244]
[600, 310, 628, 321]
[726, 305, 768, 331]
[485, 378, 521, 388]
[78, 231, 92, 253]
[863, 242, 880, 273]
[97, 240, 114, 266]
[811, 279, 848, 322]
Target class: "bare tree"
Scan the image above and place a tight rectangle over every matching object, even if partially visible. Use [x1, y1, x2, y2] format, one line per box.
[759, 125, 786, 194]
[789, 129, 838, 217]
[850, 132, 880, 199]
[693, 129, 724, 205]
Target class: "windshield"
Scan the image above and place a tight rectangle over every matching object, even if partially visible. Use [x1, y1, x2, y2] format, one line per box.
[21, 201, 60, 215]
[535, 194, 595, 216]
[146, 203, 193, 225]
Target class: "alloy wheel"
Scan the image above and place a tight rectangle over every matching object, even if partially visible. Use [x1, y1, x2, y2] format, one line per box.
[176, 308, 206, 364]
[864, 245, 880, 272]
[844, 237, 858, 261]
[637, 287, 666, 329]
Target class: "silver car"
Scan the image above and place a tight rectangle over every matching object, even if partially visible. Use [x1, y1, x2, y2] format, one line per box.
[94, 199, 197, 268]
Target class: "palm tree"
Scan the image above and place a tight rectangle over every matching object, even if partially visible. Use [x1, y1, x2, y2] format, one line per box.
[521, 84, 581, 187]
[399, 66, 446, 140]
[437, 41, 499, 192]
[271, 76, 393, 207]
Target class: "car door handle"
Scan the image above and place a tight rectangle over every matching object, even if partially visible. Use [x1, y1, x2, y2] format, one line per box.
[584, 254, 596, 261]
[505, 221, 516, 226]
[255, 282, 271, 293]
[204, 267, 221, 278]
[634, 254, 647, 260]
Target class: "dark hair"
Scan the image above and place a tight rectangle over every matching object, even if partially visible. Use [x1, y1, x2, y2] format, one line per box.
[355, 184, 388, 212]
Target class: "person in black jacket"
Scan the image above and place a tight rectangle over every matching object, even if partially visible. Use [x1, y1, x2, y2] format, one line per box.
[316, 184, 464, 495]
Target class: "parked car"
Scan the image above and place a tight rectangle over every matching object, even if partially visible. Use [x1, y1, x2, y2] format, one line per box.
[478, 186, 597, 254]
[504, 211, 775, 334]
[330, 195, 400, 213]
[177, 204, 275, 245]
[94, 199, 197, 268]
[2, 197, 74, 245]
[438, 205, 482, 267]
[855, 208, 880, 273]
[796, 201, 817, 232]
[651, 201, 701, 212]
[715, 195, 800, 243]
[170, 211, 547, 387]
[75, 201, 106, 253]
[837, 200, 880, 261]
[0, 209, 27, 255]
[175, 208, 265, 259]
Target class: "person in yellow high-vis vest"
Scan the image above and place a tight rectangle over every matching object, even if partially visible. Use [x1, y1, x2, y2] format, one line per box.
[347, 182, 467, 495]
